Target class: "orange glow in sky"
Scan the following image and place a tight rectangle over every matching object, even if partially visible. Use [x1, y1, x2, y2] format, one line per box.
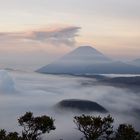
[0, 0, 140, 69]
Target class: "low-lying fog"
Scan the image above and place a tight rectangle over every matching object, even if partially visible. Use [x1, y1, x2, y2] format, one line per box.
[0, 70, 140, 140]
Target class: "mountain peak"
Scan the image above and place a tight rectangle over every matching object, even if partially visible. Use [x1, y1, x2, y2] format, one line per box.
[77, 46, 95, 50]
[37, 45, 140, 74]
[74, 46, 100, 53]
[64, 45, 110, 62]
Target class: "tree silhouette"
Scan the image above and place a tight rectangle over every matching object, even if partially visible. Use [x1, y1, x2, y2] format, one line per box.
[74, 114, 114, 140]
[0, 129, 7, 140]
[0, 129, 22, 140]
[115, 124, 140, 140]
[18, 112, 55, 140]
[1, 112, 140, 140]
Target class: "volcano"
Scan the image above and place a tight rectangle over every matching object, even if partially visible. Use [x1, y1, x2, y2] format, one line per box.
[37, 46, 140, 74]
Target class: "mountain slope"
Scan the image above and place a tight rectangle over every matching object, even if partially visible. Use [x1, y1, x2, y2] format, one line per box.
[131, 59, 140, 67]
[37, 46, 140, 74]
[61, 46, 111, 63]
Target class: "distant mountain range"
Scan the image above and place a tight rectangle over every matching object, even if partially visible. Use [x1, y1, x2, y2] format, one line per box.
[130, 59, 140, 67]
[37, 46, 140, 74]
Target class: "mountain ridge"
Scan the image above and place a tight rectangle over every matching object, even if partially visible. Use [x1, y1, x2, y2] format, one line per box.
[132, 59, 140, 66]
[37, 46, 140, 74]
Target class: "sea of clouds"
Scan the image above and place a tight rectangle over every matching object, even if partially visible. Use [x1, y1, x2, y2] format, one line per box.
[0, 70, 140, 140]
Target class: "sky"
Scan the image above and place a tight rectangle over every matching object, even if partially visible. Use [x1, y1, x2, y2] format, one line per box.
[0, 0, 140, 70]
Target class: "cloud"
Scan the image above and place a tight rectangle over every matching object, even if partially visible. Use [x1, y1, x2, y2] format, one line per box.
[0, 26, 81, 70]
[0, 26, 81, 47]
[0, 70, 16, 93]
[0, 71, 140, 139]
[28, 26, 80, 46]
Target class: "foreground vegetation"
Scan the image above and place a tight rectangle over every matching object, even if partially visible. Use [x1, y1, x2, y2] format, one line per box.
[0, 112, 140, 140]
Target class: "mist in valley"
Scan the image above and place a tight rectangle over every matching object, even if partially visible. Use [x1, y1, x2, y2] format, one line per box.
[0, 70, 140, 139]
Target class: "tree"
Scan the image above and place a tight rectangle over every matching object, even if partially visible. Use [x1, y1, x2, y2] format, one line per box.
[115, 124, 140, 140]
[18, 112, 55, 140]
[1, 112, 140, 140]
[0, 129, 6, 140]
[7, 132, 22, 140]
[74, 114, 114, 140]
[0, 129, 22, 140]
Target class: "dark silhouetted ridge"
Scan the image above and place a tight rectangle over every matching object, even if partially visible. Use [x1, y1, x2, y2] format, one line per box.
[56, 99, 108, 113]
